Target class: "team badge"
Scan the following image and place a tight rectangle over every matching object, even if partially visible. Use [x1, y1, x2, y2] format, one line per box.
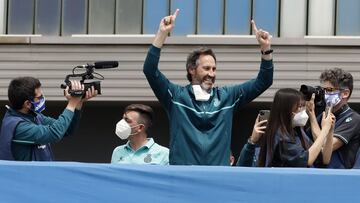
[144, 154, 152, 163]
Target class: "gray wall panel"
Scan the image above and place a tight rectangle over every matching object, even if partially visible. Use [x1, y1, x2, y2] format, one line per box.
[0, 39, 359, 103]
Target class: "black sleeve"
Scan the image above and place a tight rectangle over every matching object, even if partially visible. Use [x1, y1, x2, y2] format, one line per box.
[278, 140, 309, 167]
[334, 115, 360, 144]
[236, 143, 256, 167]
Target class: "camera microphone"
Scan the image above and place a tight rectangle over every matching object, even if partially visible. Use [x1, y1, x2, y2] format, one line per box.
[61, 61, 118, 97]
[94, 61, 118, 69]
[78, 61, 119, 69]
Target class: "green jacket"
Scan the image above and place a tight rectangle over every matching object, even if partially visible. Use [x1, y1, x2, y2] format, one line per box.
[11, 108, 81, 160]
[143, 45, 273, 165]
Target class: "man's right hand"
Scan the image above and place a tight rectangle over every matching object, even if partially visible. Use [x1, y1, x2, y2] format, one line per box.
[159, 9, 179, 33]
[153, 9, 180, 48]
[64, 80, 83, 112]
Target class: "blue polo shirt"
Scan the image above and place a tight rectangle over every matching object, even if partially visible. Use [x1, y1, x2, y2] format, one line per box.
[143, 45, 273, 165]
[111, 138, 169, 165]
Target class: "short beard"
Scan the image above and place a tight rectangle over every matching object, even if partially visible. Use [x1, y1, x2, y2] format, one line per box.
[200, 82, 213, 92]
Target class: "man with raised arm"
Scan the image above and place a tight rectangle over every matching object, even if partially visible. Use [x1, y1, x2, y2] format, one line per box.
[143, 9, 273, 165]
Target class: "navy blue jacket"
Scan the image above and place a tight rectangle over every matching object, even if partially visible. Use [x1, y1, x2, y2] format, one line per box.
[0, 110, 53, 161]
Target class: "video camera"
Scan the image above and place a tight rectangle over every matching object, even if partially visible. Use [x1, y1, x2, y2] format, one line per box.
[299, 85, 325, 107]
[60, 61, 118, 97]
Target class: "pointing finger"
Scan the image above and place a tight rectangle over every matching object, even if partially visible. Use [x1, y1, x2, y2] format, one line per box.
[311, 93, 315, 102]
[173, 8, 180, 19]
[328, 105, 333, 116]
[251, 19, 258, 34]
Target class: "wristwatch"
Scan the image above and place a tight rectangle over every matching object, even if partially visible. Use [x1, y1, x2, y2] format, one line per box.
[261, 49, 273, 55]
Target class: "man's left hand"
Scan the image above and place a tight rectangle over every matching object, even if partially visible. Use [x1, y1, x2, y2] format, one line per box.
[252, 20, 272, 52]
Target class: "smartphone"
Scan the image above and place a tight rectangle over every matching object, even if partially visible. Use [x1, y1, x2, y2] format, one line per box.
[258, 110, 270, 122]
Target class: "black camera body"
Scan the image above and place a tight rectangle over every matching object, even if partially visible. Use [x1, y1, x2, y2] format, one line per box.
[60, 81, 101, 97]
[61, 61, 118, 97]
[299, 85, 325, 107]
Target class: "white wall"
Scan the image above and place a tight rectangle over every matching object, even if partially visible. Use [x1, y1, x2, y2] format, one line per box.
[308, 0, 335, 36]
[280, 0, 307, 37]
[0, 0, 6, 34]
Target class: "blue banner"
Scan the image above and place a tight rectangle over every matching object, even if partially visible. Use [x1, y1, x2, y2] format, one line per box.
[0, 161, 359, 202]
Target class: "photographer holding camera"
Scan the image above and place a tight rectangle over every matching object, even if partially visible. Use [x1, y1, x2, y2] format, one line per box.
[306, 68, 360, 169]
[0, 77, 97, 161]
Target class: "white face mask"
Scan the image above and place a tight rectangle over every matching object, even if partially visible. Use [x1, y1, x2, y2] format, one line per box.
[192, 85, 210, 101]
[115, 119, 141, 140]
[292, 109, 309, 127]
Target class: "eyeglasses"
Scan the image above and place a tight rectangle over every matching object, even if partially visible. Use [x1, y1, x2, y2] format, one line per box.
[31, 94, 44, 102]
[322, 87, 343, 93]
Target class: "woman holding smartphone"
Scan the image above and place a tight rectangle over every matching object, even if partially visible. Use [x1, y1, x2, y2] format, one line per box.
[257, 88, 335, 167]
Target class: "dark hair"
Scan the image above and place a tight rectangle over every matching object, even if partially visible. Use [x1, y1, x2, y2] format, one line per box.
[8, 77, 41, 110]
[320, 67, 353, 98]
[124, 104, 154, 129]
[257, 88, 302, 167]
[186, 47, 216, 82]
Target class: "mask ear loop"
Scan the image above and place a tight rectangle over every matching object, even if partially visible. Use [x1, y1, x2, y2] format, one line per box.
[129, 123, 145, 135]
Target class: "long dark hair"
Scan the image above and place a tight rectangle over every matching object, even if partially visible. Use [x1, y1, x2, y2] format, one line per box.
[257, 88, 302, 167]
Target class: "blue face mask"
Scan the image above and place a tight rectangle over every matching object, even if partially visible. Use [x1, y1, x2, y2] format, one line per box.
[31, 95, 46, 113]
[324, 91, 341, 106]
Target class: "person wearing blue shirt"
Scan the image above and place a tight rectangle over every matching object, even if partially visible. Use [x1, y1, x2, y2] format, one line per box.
[257, 88, 334, 167]
[143, 9, 273, 165]
[0, 77, 97, 161]
[111, 104, 169, 165]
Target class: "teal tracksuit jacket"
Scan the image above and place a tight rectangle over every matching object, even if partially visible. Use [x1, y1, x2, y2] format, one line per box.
[143, 45, 273, 165]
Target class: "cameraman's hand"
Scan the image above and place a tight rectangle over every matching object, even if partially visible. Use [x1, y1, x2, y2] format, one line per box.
[65, 80, 83, 112]
[83, 85, 98, 102]
[76, 86, 98, 110]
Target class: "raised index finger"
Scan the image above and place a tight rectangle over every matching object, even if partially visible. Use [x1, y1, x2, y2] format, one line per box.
[327, 105, 333, 116]
[173, 8, 180, 20]
[251, 20, 258, 34]
[310, 93, 315, 102]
